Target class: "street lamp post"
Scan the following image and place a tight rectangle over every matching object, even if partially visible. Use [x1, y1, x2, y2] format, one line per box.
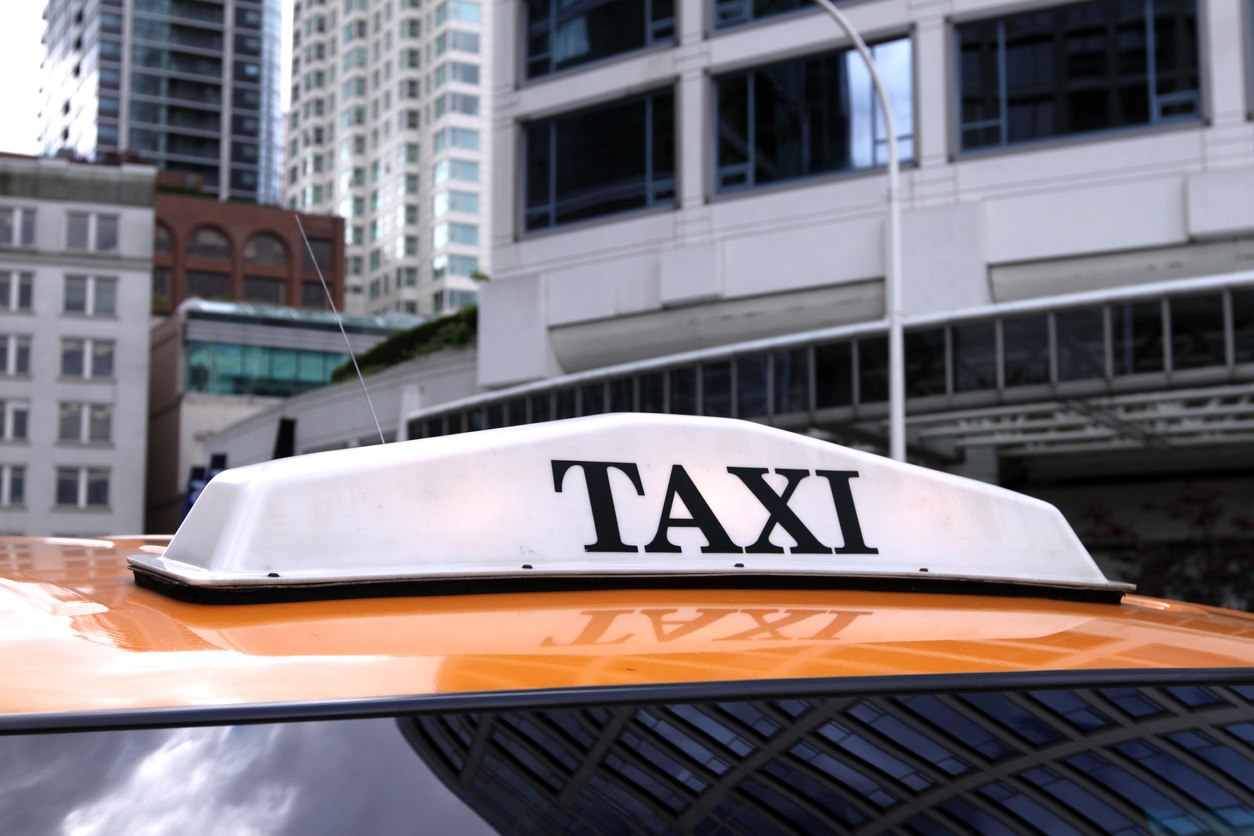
[813, 0, 905, 462]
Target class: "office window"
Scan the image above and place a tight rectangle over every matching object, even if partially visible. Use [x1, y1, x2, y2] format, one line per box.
[715, 0, 811, 27]
[186, 226, 231, 260]
[952, 321, 997, 391]
[186, 271, 230, 299]
[243, 234, 288, 266]
[859, 337, 889, 403]
[434, 190, 478, 216]
[0, 335, 31, 376]
[61, 338, 115, 380]
[433, 222, 478, 247]
[434, 127, 479, 151]
[96, 215, 118, 252]
[66, 212, 90, 251]
[1002, 315, 1050, 386]
[736, 355, 767, 417]
[1170, 293, 1225, 370]
[435, 30, 480, 55]
[1, 465, 24, 506]
[433, 93, 479, 117]
[715, 38, 913, 192]
[1112, 300, 1164, 374]
[1055, 307, 1106, 381]
[432, 254, 478, 277]
[958, 0, 1200, 150]
[814, 342, 853, 408]
[0, 401, 28, 441]
[55, 467, 109, 509]
[63, 275, 117, 316]
[526, 0, 673, 78]
[525, 89, 675, 230]
[435, 62, 479, 86]
[0, 273, 33, 312]
[58, 403, 113, 444]
[905, 330, 946, 397]
[433, 160, 477, 185]
[0, 207, 35, 247]
[435, 1, 480, 25]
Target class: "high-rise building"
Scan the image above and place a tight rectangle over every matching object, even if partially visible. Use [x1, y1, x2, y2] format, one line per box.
[37, 0, 284, 205]
[284, 0, 491, 316]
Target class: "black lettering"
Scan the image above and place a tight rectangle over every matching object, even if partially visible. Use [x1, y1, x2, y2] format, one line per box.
[644, 465, 742, 554]
[715, 609, 826, 641]
[541, 610, 634, 646]
[642, 608, 736, 642]
[728, 467, 830, 554]
[815, 470, 878, 554]
[552, 460, 645, 552]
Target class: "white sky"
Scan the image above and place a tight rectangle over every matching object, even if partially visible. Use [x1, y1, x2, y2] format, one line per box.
[0, 0, 50, 156]
[0, 0, 292, 157]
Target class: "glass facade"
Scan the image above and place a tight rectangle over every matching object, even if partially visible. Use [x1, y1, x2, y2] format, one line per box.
[185, 341, 349, 397]
[525, 0, 674, 78]
[40, 0, 282, 202]
[958, 0, 1200, 150]
[716, 38, 914, 191]
[525, 89, 676, 230]
[411, 286, 1254, 437]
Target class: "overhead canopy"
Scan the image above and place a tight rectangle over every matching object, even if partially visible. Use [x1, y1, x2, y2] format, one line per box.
[129, 415, 1127, 595]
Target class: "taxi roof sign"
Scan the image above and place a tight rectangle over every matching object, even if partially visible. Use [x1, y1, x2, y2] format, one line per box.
[129, 415, 1128, 597]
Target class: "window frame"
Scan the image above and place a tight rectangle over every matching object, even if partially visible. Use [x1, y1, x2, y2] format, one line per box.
[708, 34, 917, 199]
[519, 86, 678, 237]
[948, 0, 1207, 160]
[54, 465, 110, 510]
[520, 0, 676, 83]
[60, 338, 116, 381]
[62, 275, 119, 317]
[0, 399, 30, 443]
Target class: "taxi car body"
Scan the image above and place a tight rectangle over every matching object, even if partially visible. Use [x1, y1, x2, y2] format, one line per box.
[3, 414, 1254, 835]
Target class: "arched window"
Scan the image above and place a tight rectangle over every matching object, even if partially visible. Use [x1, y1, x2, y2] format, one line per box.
[154, 222, 172, 254]
[243, 233, 287, 266]
[186, 226, 231, 260]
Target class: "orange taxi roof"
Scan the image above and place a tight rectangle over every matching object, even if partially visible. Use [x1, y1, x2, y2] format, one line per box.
[2, 537, 1254, 718]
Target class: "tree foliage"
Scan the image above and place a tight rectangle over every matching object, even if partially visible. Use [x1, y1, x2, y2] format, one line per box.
[330, 305, 477, 383]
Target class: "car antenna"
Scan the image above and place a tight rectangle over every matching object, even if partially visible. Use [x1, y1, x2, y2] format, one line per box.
[295, 215, 386, 445]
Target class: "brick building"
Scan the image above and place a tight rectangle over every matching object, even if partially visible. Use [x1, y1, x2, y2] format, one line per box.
[152, 191, 345, 316]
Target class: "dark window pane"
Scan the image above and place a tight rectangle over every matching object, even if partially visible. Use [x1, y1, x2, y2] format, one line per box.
[1235, 290, 1254, 364]
[243, 277, 284, 304]
[859, 338, 888, 404]
[814, 342, 852, 408]
[1003, 315, 1049, 387]
[906, 329, 946, 397]
[426, 417, 444, 437]
[715, 39, 913, 191]
[958, 0, 1201, 150]
[526, 0, 672, 79]
[608, 378, 633, 412]
[507, 398, 527, 426]
[579, 385, 604, 416]
[446, 413, 463, 434]
[1112, 301, 1164, 374]
[669, 367, 696, 415]
[703, 363, 731, 418]
[55, 468, 78, 506]
[486, 404, 504, 429]
[1170, 293, 1225, 370]
[466, 409, 484, 431]
[736, 355, 768, 417]
[531, 394, 552, 422]
[1055, 307, 1106, 381]
[555, 388, 577, 419]
[639, 373, 664, 413]
[526, 91, 675, 230]
[952, 323, 997, 393]
[772, 349, 808, 413]
[714, 0, 812, 27]
[186, 271, 229, 300]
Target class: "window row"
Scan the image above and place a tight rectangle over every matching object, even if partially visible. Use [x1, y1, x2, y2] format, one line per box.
[0, 337, 114, 380]
[0, 465, 111, 509]
[519, 0, 1203, 231]
[186, 341, 350, 398]
[409, 286, 1254, 436]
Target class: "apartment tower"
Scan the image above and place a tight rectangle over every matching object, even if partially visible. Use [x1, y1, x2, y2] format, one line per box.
[284, 0, 490, 315]
[38, 0, 284, 205]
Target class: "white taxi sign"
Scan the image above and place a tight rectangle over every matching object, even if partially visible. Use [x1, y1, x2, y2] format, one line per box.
[129, 415, 1126, 593]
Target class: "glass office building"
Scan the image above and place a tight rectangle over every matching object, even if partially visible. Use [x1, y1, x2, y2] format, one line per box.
[38, 0, 284, 205]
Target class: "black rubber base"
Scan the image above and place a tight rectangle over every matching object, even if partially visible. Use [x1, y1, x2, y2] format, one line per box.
[130, 566, 1127, 606]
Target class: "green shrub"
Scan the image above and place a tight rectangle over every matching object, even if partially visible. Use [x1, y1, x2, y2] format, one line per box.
[330, 304, 477, 382]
